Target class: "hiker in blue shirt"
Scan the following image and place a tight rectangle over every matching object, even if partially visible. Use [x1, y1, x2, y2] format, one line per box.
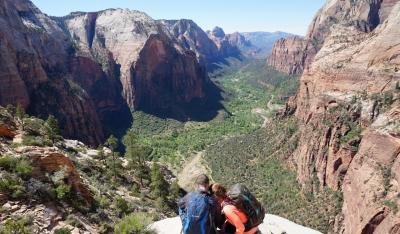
[178, 174, 219, 234]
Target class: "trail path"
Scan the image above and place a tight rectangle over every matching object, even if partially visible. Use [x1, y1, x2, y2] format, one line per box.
[252, 108, 269, 128]
[177, 151, 211, 191]
[252, 95, 285, 128]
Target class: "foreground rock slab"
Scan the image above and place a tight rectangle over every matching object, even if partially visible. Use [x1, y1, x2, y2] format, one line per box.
[150, 215, 322, 234]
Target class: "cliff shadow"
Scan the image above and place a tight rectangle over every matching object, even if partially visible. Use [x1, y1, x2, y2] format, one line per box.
[140, 80, 225, 122]
[207, 55, 244, 74]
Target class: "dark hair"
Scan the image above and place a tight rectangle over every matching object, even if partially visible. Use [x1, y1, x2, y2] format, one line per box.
[211, 183, 227, 199]
[195, 174, 210, 186]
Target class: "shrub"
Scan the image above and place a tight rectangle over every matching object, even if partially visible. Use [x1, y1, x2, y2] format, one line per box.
[54, 183, 71, 200]
[0, 216, 32, 234]
[97, 195, 111, 209]
[383, 200, 399, 214]
[15, 159, 33, 180]
[0, 155, 17, 171]
[99, 222, 113, 234]
[66, 215, 84, 228]
[22, 135, 53, 147]
[24, 118, 46, 136]
[54, 228, 71, 234]
[114, 196, 130, 217]
[0, 172, 26, 199]
[340, 124, 362, 144]
[114, 213, 155, 234]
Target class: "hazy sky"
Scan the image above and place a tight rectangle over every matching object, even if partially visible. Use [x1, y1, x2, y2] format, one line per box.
[31, 0, 325, 35]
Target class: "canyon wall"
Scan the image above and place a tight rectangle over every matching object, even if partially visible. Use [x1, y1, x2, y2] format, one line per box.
[283, 0, 400, 233]
[267, 0, 398, 75]
[0, 0, 218, 145]
[0, 0, 105, 145]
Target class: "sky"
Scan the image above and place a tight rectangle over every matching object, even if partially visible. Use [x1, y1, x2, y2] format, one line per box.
[31, 0, 325, 35]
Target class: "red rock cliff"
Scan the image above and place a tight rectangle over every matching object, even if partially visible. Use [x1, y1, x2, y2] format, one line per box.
[286, 1, 400, 233]
[267, 0, 398, 75]
[267, 36, 304, 75]
[62, 10, 212, 117]
[0, 0, 105, 146]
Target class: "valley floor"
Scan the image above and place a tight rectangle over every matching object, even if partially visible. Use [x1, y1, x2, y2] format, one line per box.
[131, 59, 342, 233]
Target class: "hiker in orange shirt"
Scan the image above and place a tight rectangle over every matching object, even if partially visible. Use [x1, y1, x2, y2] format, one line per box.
[211, 184, 259, 234]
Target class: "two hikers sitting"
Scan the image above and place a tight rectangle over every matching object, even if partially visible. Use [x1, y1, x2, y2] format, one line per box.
[178, 174, 265, 234]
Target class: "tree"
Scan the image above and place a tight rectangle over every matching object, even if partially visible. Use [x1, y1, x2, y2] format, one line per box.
[150, 163, 169, 201]
[15, 103, 27, 130]
[97, 144, 105, 161]
[169, 181, 181, 200]
[46, 115, 61, 143]
[106, 135, 119, 180]
[123, 131, 148, 187]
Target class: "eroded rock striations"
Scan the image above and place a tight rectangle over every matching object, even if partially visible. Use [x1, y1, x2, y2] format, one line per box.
[161, 20, 245, 70]
[0, 0, 110, 146]
[0, 0, 217, 145]
[267, 0, 399, 75]
[267, 36, 304, 75]
[282, 0, 400, 233]
[59, 9, 215, 119]
[207, 26, 242, 60]
[160, 19, 221, 65]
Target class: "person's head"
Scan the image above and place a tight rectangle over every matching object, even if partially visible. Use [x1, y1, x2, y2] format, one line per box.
[211, 183, 227, 201]
[195, 174, 210, 191]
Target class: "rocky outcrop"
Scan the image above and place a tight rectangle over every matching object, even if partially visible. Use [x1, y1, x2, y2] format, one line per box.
[285, 1, 400, 233]
[0, 107, 17, 139]
[267, 36, 305, 75]
[151, 215, 322, 234]
[267, 0, 399, 75]
[160, 19, 220, 65]
[208, 27, 241, 59]
[15, 146, 93, 204]
[341, 117, 400, 234]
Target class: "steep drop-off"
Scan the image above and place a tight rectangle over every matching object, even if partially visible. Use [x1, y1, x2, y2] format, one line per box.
[0, 0, 108, 146]
[282, 0, 400, 233]
[58, 9, 218, 120]
[0, 0, 220, 145]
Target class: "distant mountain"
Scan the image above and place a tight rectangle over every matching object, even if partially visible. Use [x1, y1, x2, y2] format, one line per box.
[239, 31, 296, 58]
[161, 20, 243, 71]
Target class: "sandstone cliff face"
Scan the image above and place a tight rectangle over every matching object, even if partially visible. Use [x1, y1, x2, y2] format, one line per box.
[1, 0, 215, 144]
[0, 0, 105, 146]
[208, 27, 241, 59]
[287, 1, 400, 233]
[132, 34, 207, 114]
[267, 36, 304, 75]
[267, 0, 398, 75]
[160, 19, 220, 65]
[161, 20, 245, 70]
[61, 10, 212, 118]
